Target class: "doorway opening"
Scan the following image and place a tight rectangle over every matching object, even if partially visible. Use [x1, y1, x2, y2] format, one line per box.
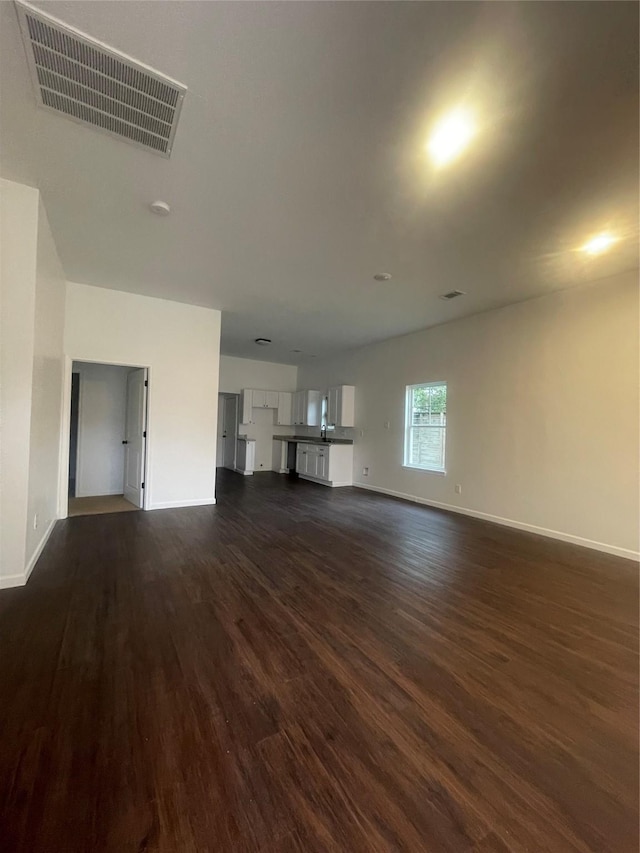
[216, 393, 239, 473]
[67, 361, 149, 517]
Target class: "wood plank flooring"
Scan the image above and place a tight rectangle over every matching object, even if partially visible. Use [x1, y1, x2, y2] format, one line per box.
[68, 494, 139, 517]
[1, 469, 637, 852]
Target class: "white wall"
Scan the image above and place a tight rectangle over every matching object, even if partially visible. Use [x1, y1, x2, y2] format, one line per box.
[1, 180, 38, 586]
[298, 273, 639, 559]
[25, 199, 66, 563]
[1, 180, 66, 587]
[219, 354, 298, 394]
[73, 361, 129, 497]
[219, 354, 298, 471]
[64, 282, 221, 510]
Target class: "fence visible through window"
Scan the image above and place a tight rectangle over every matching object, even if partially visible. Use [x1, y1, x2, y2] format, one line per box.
[405, 383, 447, 471]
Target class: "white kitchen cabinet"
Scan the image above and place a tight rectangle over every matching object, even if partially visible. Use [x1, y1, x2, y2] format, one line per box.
[235, 437, 255, 475]
[292, 390, 321, 426]
[296, 444, 313, 477]
[295, 442, 352, 486]
[306, 446, 319, 478]
[240, 388, 287, 423]
[327, 385, 355, 428]
[277, 392, 292, 426]
[250, 389, 279, 409]
[296, 443, 308, 475]
[252, 389, 266, 408]
[240, 389, 253, 424]
[293, 391, 303, 425]
[316, 447, 328, 481]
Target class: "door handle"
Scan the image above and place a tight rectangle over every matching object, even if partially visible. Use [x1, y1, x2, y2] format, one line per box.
[122, 440, 128, 444]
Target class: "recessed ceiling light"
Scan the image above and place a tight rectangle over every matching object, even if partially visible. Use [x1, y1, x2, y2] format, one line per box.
[255, 338, 271, 346]
[440, 289, 466, 300]
[291, 349, 302, 353]
[149, 200, 170, 216]
[428, 108, 476, 167]
[373, 273, 392, 281]
[581, 232, 618, 255]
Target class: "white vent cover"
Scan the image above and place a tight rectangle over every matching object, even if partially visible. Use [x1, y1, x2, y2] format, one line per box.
[15, 0, 186, 157]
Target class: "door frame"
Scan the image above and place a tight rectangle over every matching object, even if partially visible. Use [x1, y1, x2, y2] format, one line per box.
[58, 356, 152, 519]
[68, 372, 80, 498]
[222, 393, 239, 471]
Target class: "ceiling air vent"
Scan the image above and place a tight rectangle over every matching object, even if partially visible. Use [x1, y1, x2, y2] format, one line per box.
[15, 0, 186, 157]
[439, 290, 466, 300]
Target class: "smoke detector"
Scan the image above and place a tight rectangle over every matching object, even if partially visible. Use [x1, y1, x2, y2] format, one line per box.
[15, 0, 187, 157]
[150, 200, 170, 216]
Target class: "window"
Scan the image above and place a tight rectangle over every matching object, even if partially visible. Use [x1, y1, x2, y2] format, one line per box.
[404, 382, 447, 472]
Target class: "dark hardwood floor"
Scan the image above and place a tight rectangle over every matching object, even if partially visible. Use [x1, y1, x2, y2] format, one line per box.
[1, 470, 638, 852]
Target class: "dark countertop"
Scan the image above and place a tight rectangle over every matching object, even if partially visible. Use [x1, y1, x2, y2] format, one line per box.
[273, 434, 354, 446]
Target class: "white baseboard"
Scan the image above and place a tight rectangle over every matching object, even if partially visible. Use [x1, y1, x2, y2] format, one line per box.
[25, 518, 57, 581]
[0, 573, 27, 590]
[148, 498, 217, 510]
[354, 483, 639, 562]
[298, 474, 326, 487]
[299, 474, 353, 488]
[233, 468, 253, 476]
[75, 489, 124, 498]
[0, 518, 57, 589]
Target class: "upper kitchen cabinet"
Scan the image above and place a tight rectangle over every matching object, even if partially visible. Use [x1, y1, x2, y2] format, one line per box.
[293, 390, 321, 426]
[276, 392, 292, 426]
[327, 385, 355, 428]
[240, 389, 254, 424]
[251, 389, 279, 409]
[240, 388, 284, 424]
[251, 389, 266, 408]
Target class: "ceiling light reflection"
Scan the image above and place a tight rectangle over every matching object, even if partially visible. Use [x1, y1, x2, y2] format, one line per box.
[581, 232, 618, 255]
[427, 108, 476, 167]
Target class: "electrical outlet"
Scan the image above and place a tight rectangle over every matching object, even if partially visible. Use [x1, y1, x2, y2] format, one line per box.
[359, 429, 364, 438]
[383, 421, 390, 430]
[455, 484, 462, 495]
[363, 467, 369, 477]
[33, 513, 38, 530]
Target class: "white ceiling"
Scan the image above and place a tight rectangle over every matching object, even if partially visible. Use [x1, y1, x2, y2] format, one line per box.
[1, 1, 638, 365]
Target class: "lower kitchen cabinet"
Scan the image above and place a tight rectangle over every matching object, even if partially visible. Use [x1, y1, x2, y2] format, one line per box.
[295, 443, 353, 487]
[235, 438, 256, 475]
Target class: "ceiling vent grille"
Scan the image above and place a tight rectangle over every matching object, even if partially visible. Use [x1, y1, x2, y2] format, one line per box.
[15, 0, 186, 157]
[439, 290, 466, 300]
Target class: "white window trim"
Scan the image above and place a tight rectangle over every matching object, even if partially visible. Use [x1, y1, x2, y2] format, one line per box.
[403, 381, 447, 474]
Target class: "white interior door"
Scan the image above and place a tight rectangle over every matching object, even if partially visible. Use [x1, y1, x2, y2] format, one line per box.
[123, 368, 147, 507]
[223, 395, 238, 470]
[216, 393, 225, 467]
